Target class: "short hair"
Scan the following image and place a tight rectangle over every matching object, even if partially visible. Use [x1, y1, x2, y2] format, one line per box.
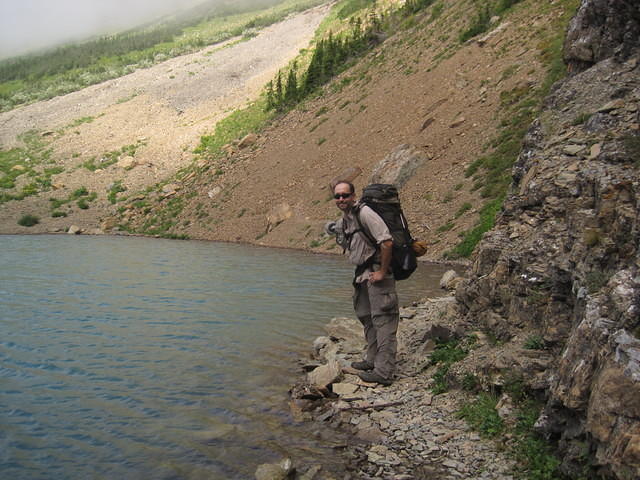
[333, 180, 355, 194]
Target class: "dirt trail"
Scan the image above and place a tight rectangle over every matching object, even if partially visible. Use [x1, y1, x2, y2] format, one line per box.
[0, 4, 330, 232]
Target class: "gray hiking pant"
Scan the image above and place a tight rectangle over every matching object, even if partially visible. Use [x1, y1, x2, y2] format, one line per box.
[353, 276, 399, 380]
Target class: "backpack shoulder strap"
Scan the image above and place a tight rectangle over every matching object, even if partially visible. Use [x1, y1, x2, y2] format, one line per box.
[353, 205, 377, 247]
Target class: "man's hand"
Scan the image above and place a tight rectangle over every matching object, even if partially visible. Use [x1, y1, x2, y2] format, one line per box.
[368, 239, 393, 283]
[368, 270, 386, 283]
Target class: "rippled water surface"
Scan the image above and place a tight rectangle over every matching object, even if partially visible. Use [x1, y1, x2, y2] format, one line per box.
[0, 235, 453, 479]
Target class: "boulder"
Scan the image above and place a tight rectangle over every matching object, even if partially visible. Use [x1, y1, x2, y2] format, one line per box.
[332, 382, 359, 396]
[254, 458, 294, 480]
[101, 217, 118, 231]
[329, 167, 362, 190]
[67, 225, 81, 235]
[238, 133, 258, 149]
[439, 270, 462, 291]
[266, 203, 292, 232]
[563, 0, 640, 72]
[369, 144, 428, 188]
[307, 361, 341, 389]
[207, 186, 222, 199]
[117, 156, 137, 169]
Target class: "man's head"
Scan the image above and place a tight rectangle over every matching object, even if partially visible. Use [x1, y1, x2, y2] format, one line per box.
[333, 181, 356, 212]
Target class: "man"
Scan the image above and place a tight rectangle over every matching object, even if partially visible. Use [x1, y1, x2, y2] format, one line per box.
[332, 181, 399, 386]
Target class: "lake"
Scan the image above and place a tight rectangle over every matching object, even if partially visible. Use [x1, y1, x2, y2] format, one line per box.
[0, 235, 453, 479]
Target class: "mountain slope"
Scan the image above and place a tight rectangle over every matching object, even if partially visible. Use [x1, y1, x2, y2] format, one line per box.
[113, 0, 579, 260]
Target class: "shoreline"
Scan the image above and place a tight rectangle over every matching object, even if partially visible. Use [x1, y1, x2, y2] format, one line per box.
[0, 230, 472, 269]
[280, 295, 517, 480]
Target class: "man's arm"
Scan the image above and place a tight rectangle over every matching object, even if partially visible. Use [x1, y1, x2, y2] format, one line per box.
[369, 239, 392, 283]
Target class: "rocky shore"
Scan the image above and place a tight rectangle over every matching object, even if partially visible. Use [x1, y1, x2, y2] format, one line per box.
[257, 277, 519, 480]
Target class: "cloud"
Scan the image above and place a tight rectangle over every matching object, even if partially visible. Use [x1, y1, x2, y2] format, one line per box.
[0, 0, 208, 59]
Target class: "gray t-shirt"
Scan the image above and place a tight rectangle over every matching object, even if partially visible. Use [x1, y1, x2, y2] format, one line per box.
[341, 204, 392, 283]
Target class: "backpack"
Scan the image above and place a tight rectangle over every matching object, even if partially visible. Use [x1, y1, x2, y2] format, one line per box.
[355, 184, 417, 280]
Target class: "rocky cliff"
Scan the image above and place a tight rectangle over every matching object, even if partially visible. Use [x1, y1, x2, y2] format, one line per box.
[456, 0, 640, 478]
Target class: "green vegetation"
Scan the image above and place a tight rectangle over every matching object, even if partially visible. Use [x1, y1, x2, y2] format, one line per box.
[437, 222, 455, 233]
[195, 99, 271, 160]
[571, 112, 593, 126]
[455, 202, 472, 218]
[458, 392, 504, 436]
[49, 186, 96, 211]
[0, 130, 60, 204]
[512, 402, 564, 480]
[0, 0, 326, 112]
[265, 18, 382, 111]
[135, 195, 187, 238]
[524, 334, 546, 350]
[458, 368, 575, 480]
[446, 195, 503, 258]
[265, 0, 439, 113]
[107, 180, 127, 204]
[17, 214, 39, 227]
[429, 339, 468, 394]
[337, 0, 377, 19]
[459, 5, 491, 43]
[82, 140, 146, 171]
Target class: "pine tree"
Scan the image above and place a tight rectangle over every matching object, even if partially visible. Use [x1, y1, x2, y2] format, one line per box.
[284, 62, 298, 105]
[265, 80, 275, 111]
[275, 71, 283, 109]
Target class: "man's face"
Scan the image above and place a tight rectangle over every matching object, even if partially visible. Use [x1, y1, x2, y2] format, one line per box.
[334, 183, 355, 212]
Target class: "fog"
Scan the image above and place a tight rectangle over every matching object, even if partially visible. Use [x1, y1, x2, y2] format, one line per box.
[0, 0, 213, 59]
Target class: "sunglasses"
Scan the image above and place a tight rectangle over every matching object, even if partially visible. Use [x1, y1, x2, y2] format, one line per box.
[333, 193, 353, 199]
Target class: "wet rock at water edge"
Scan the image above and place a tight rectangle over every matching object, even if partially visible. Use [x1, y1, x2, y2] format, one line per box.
[254, 457, 294, 480]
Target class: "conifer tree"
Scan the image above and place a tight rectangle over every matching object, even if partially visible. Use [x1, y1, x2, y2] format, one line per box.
[265, 80, 275, 110]
[284, 62, 298, 105]
[275, 71, 283, 108]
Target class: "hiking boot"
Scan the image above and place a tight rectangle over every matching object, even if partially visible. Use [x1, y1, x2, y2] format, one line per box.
[357, 371, 392, 386]
[350, 360, 374, 371]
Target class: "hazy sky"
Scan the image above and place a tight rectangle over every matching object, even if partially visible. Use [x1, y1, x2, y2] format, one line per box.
[0, 0, 209, 59]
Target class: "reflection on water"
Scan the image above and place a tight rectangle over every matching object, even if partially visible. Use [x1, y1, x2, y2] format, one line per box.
[0, 235, 454, 479]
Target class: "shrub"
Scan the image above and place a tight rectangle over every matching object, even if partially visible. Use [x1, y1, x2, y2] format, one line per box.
[457, 393, 504, 437]
[524, 334, 546, 350]
[429, 339, 468, 394]
[459, 5, 491, 43]
[18, 214, 39, 226]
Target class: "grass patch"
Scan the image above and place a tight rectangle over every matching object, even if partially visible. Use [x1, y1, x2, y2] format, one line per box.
[457, 393, 504, 437]
[17, 214, 39, 227]
[107, 180, 127, 204]
[524, 334, 546, 350]
[0, 130, 58, 203]
[437, 222, 455, 233]
[429, 338, 468, 394]
[455, 202, 472, 218]
[459, 5, 491, 43]
[446, 195, 503, 259]
[49, 186, 96, 211]
[82, 140, 146, 171]
[195, 98, 272, 160]
[571, 112, 592, 126]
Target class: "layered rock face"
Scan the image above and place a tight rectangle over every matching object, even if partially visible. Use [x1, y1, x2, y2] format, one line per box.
[457, 1, 640, 478]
